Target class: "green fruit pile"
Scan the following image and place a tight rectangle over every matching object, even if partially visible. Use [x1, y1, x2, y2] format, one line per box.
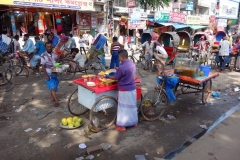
[61, 116, 83, 128]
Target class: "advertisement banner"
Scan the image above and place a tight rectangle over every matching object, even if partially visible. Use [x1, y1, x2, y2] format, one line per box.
[154, 12, 170, 22]
[186, 15, 200, 24]
[127, 0, 136, 8]
[209, 0, 239, 19]
[186, 2, 194, 10]
[200, 15, 210, 25]
[1, 0, 94, 11]
[169, 11, 186, 23]
[128, 20, 146, 29]
[217, 19, 227, 27]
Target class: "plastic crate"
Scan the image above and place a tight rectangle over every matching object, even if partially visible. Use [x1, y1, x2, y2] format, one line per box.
[92, 34, 107, 50]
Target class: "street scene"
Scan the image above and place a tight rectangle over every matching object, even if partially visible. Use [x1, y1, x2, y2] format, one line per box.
[1, 0, 240, 160]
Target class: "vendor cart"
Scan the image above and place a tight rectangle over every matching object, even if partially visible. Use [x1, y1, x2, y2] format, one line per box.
[67, 77, 142, 132]
[176, 31, 192, 58]
[140, 69, 219, 121]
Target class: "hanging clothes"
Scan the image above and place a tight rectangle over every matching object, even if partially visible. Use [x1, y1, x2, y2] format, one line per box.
[55, 14, 62, 33]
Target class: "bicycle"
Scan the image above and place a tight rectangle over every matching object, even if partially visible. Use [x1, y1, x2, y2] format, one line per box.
[0, 66, 15, 93]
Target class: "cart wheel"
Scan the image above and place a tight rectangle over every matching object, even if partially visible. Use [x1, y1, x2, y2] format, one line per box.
[138, 59, 153, 78]
[68, 89, 88, 116]
[89, 96, 118, 132]
[202, 80, 212, 104]
[229, 57, 235, 72]
[140, 89, 168, 121]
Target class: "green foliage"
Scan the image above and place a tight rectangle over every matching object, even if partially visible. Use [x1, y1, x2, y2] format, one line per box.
[137, 0, 169, 11]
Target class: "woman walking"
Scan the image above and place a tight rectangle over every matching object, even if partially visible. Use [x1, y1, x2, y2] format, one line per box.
[110, 37, 123, 69]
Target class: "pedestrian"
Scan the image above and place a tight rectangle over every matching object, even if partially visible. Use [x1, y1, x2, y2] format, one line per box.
[219, 36, 231, 72]
[107, 49, 138, 132]
[234, 36, 240, 69]
[30, 36, 46, 75]
[104, 33, 110, 56]
[13, 35, 21, 53]
[66, 34, 76, 50]
[110, 37, 123, 69]
[78, 35, 86, 55]
[141, 37, 154, 68]
[118, 32, 124, 45]
[153, 41, 168, 76]
[41, 42, 60, 107]
[87, 32, 93, 48]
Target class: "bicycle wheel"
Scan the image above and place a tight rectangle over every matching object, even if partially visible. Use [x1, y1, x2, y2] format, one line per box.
[0, 68, 15, 93]
[89, 96, 117, 132]
[60, 63, 76, 80]
[140, 89, 168, 121]
[202, 80, 212, 104]
[138, 59, 153, 77]
[128, 56, 135, 63]
[86, 62, 105, 75]
[68, 89, 88, 116]
[10, 65, 29, 85]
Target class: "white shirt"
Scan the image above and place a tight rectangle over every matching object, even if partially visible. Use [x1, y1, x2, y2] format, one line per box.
[88, 35, 93, 44]
[156, 46, 167, 55]
[78, 38, 85, 47]
[73, 53, 85, 68]
[13, 39, 20, 53]
[40, 52, 58, 74]
[118, 36, 123, 45]
[219, 40, 230, 56]
[83, 34, 88, 41]
[142, 41, 154, 55]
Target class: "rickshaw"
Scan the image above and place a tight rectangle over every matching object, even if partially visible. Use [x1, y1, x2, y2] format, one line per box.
[190, 32, 210, 64]
[210, 31, 237, 71]
[158, 32, 180, 65]
[176, 31, 192, 58]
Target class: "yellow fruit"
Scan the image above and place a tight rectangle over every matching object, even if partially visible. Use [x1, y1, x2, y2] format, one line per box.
[68, 123, 74, 128]
[73, 116, 78, 122]
[77, 118, 83, 124]
[200, 71, 204, 77]
[74, 121, 80, 127]
[67, 117, 73, 124]
[62, 121, 68, 126]
[62, 118, 67, 124]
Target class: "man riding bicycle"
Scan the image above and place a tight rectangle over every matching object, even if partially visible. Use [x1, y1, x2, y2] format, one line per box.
[19, 34, 35, 66]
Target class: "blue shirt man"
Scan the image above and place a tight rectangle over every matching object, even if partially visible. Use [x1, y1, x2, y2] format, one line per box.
[35, 40, 46, 56]
[22, 34, 35, 53]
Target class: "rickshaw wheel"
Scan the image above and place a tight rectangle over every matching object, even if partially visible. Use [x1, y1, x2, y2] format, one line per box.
[229, 57, 236, 72]
[60, 61, 76, 80]
[140, 89, 168, 121]
[202, 80, 212, 104]
[68, 89, 88, 116]
[89, 96, 118, 132]
[9, 65, 29, 85]
[137, 59, 153, 78]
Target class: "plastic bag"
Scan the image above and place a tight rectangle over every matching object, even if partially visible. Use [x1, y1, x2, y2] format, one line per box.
[46, 75, 59, 91]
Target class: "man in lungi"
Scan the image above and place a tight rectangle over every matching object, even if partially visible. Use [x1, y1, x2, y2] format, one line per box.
[41, 42, 60, 107]
[108, 49, 138, 132]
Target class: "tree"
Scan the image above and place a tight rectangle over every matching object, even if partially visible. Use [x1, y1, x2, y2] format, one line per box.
[137, 0, 169, 11]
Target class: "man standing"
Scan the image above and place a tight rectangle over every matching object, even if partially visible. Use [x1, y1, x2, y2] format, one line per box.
[30, 36, 46, 75]
[109, 49, 138, 132]
[78, 35, 86, 55]
[154, 41, 168, 76]
[219, 36, 231, 72]
[41, 42, 60, 107]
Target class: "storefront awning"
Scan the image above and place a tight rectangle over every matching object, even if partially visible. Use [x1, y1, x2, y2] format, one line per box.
[172, 24, 188, 29]
[158, 23, 173, 26]
[188, 25, 207, 30]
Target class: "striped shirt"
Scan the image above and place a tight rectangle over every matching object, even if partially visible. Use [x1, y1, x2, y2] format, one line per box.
[112, 42, 121, 51]
[40, 51, 58, 74]
[219, 40, 230, 56]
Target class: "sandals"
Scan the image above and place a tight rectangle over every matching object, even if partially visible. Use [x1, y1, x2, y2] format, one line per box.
[115, 126, 126, 132]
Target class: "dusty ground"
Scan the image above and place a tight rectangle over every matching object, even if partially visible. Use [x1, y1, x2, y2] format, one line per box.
[0, 56, 240, 160]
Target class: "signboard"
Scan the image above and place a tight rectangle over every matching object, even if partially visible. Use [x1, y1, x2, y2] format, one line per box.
[217, 18, 227, 27]
[129, 8, 149, 18]
[172, 2, 180, 9]
[114, 7, 129, 13]
[1, 0, 94, 10]
[169, 11, 186, 24]
[186, 15, 200, 24]
[128, 20, 146, 29]
[155, 12, 170, 22]
[210, 0, 239, 19]
[127, 0, 136, 8]
[200, 15, 210, 25]
[228, 19, 237, 25]
[198, 0, 210, 7]
[186, 2, 194, 10]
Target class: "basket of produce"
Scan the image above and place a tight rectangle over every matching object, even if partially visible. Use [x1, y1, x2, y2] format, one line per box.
[60, 116, 83, 129]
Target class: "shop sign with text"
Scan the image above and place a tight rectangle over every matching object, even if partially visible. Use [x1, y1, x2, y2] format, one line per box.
[155, 12, 170, 22]
[217, 19, 227, 27]
[128, 20, 146, 29]
[200, 15, 210, 25]
[127, 0, 136, 8]
[169, 11, 186, 23]
[186, 15, 200, 24]
[1, 0, 94, 10]
[186, 2, 194, 10]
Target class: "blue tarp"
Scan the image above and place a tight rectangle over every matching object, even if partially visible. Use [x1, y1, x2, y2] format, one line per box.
[172, 24, 189, 29]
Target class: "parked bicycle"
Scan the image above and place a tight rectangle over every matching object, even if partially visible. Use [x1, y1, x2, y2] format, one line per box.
[0, 66, 15, 93]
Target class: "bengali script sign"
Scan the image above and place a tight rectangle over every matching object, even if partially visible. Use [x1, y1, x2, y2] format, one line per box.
[1, 0, 94, 10]
[169, 11, 186, 24]
[186, 15, 200, 24]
